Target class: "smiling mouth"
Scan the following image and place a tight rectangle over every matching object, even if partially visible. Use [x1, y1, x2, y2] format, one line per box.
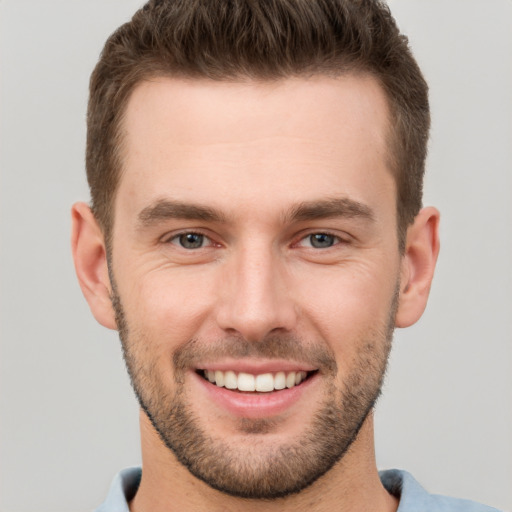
[197, 369, 317, 393]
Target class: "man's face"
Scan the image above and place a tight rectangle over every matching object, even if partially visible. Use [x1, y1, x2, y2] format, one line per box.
[109, 75, 402, 498]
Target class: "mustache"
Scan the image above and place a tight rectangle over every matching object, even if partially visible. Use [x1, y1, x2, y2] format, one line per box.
[173, 334, 338, 374]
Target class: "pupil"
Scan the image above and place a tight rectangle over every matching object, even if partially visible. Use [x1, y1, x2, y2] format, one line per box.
[180, 233, 203, 249]
[311, 233, 334, 248]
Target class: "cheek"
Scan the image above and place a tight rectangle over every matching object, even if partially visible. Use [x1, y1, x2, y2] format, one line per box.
[120, 267, 217, 348]
[292, 260, 398, 353]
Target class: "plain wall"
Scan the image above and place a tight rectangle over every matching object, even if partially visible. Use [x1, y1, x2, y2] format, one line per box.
[1, 1, 511, 510]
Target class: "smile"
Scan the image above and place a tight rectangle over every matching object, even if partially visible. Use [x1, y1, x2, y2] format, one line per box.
[199, 369, 315, 392]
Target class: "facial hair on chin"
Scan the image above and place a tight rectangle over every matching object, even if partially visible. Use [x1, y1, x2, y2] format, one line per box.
[110, 278, 398, 500]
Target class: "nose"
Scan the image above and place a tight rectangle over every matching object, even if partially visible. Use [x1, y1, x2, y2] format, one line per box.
[215, 244, 298, 342]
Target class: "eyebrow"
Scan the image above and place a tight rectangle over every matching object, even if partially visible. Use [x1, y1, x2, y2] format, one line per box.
[137, 196, 374, 228]
[137, 199, 226, 227]
[285, 198, 375, 223]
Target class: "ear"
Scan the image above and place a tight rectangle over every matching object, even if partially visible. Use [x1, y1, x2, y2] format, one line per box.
[71, 202, 117, 330]
[395, 206, 440, 328]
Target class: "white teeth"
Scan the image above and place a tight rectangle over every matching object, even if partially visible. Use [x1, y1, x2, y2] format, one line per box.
[214, 370, 225, 387]
[203, 369, 311, 392]
[295, 371, 307, 385]
[274, 371, 286, 390]
[238, 372, 256, 391]
[255, 373, 274, 392]
[224, 370, 237, 390]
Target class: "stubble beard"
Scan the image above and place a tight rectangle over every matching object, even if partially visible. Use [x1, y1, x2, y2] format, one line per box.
[110, 283, 397, 500]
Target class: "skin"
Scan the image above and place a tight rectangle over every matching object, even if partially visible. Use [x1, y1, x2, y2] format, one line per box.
[72, 74, 440, 512]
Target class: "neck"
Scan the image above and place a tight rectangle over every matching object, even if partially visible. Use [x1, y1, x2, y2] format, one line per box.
[130, 411, 398, 512]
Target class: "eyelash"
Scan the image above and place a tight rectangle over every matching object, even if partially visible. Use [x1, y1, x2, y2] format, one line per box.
[295, 232, 344, 249]
[165, 231, 215, 250]
[164, 230, 347, 250]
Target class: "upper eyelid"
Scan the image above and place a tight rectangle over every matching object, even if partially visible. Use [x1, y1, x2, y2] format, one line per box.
[159, 228, 351, 246]
[165, 232, 218, 251]
[296, 232, 343, 247]
[294, 229, 350, 243]
[161, 228, 212, 243]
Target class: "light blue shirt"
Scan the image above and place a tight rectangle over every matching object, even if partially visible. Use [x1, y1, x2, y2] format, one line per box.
[95, 466, 502, 511]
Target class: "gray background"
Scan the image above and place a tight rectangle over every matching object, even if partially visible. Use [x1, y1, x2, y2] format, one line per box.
[1, 1, 511, 510]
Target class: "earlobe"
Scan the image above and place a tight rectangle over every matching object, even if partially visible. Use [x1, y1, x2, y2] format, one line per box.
[71, 202, 117, 330]
[395, 207, 440, 328]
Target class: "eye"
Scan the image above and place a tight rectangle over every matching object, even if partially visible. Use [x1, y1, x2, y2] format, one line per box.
[170, 232, 209, 249]
[300, 233, 340, 249]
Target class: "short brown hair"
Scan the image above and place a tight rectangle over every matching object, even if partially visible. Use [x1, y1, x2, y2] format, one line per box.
[87, 0, 429, 248]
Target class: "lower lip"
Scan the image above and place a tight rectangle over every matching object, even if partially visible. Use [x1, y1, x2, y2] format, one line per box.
[193, 372, 318, 419]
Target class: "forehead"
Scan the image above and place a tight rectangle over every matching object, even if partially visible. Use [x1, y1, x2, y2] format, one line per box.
[117, 74, 394, 220]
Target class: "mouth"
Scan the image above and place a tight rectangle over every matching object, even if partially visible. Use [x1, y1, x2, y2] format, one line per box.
[197, 369, 317, 393]
[193, 363, 320, 419]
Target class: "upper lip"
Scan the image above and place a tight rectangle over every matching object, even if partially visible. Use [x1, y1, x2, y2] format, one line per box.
[195, 359, 318, 374]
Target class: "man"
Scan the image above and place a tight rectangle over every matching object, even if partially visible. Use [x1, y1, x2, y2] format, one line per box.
[71, 1, 500, 511]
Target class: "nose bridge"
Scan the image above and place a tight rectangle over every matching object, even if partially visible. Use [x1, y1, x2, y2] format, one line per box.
[216, 238, 296, 341]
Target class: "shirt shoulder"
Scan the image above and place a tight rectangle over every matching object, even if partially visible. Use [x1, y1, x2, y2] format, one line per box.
[96, 466, 503, 511]
[380, 469, 503, 512]
[95, 466, 141, 512]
